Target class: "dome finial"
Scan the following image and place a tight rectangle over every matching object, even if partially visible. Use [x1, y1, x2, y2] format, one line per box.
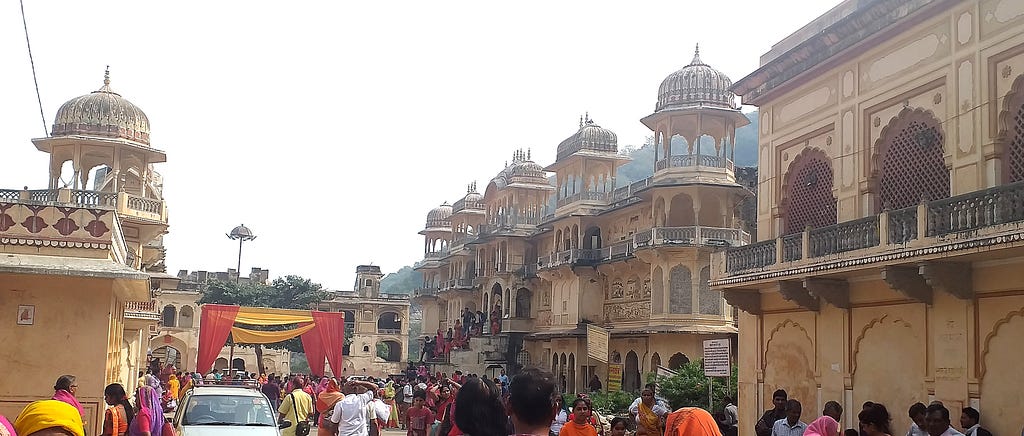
[103, 65, 110, 86]
[527, 148, 531, 160]
[579, 114, 584, 128]
[690, 44, 703, 65]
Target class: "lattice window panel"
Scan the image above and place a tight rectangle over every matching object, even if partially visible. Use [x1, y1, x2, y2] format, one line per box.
[669, 265, 692, 314]
[697, 266, 720, 315]
[879, 119, 949, 209]
[784, 156, 837, 234]
[1009, 101, 1024, 183]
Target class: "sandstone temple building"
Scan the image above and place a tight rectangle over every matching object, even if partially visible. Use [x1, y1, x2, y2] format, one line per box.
[414, 48, 753, 393]
[0, 70, 167, 435]
[711, 1, 1024, 436]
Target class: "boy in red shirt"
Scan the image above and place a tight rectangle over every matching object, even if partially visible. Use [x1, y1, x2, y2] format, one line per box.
[404, 390, 434, 436]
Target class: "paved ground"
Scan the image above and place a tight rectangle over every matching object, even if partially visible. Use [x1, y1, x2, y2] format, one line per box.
[381, 429, 406, 436]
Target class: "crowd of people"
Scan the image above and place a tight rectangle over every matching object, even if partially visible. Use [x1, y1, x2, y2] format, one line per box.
[1, 364, 1009, 436]
[750, 389, 996, 436]
[419, 306, 505, 362]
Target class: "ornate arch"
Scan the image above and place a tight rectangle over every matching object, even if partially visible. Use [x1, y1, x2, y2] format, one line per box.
[851, 314, 912, 376]
[978, 306, 1024, 379]
[761, 319, 813, 371]
[997, 75, 1024, 183]
[780, 147, 837, 234]
[871, 107, 949, 211]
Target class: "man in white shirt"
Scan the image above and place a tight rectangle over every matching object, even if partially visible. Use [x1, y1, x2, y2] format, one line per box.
[323, 379, 381, 436]
[771, 400, 807, 436]
[925, 404, 965, 436]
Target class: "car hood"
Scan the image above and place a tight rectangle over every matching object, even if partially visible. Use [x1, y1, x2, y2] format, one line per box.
[179, 425, 279, 436]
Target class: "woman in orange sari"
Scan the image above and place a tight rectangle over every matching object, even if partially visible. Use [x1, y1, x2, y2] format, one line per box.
[102, 383, 135, 436]
[664, 408, 723, 436]
[315, 379, 344, 436]
[560, 399, 598, 436]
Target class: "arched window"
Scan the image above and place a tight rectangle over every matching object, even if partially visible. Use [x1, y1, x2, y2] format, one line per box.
[162, 305, 177, 328]
[668, 353, 689, 370]
[669, 265, 692, 314]
[1003, 76, 1024, 183]
[874, 108, 949, 211]
[782, 148, 837, 234]
[651, 352, 662, 370]
[515, 288, 532, 318]
[179, 306, 195, 328]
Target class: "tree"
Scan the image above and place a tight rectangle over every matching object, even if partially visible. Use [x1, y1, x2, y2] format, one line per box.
[647, 359, 737, 412]
[198, 275, 328, 375]
[376, 342, 390, 360]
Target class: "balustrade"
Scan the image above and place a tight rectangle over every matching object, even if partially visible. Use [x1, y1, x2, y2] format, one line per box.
[0, 189, 19, 201]
[887, 206, 918, 244]
[655, 154, 733, 171]
[725, 239, 776, 273]
[126, 194, 162, 214]
[809, 216, 879, 257]
[27, 190, 58, 203]
[782, 233, 802, 262]
[927, 181, 1024, 236]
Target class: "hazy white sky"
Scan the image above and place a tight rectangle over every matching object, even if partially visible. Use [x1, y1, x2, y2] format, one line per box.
[0, 0, 841, 289]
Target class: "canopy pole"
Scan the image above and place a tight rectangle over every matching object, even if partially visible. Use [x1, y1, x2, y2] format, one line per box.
[228, 341, 235, 379]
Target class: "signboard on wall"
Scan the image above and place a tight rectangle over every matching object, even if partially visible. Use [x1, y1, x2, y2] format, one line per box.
[607, 363, 623, 392]
[703, 338, 731, 377]
[586, 324, 610, 363]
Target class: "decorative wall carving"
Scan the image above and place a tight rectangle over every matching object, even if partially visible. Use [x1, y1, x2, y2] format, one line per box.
[669, 265, 693, 314]
[604, 301, 652, 321]
[610, 281, 624, 299]
[698, 266, 720, 315]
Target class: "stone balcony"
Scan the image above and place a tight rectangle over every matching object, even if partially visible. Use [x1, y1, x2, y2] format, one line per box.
[0, 188, 167, 224]
[442, 278, 476, 292]
[502, 317, 534, 333]
[712, 181, 1024, 292]
[537, 225, 751, 270]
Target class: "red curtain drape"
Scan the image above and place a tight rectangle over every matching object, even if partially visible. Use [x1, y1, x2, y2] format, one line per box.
[299, 322, 326, 377]
[311, 311, 346, 377]
[197, 304, 240, 374]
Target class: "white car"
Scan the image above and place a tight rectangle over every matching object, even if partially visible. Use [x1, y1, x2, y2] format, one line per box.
[173, 385, 291, 436]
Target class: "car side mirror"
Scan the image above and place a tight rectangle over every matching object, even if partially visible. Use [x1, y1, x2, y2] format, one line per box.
[279, 420, 292, 430]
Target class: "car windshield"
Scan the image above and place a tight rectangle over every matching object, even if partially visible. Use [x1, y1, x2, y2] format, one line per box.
[182, 394, 277, 426]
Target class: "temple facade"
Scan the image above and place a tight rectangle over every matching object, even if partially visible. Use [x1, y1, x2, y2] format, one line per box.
[315, 265, 412, 378]
[712, 1, 1024, 436]
[413, 49, 754, 393]
[0, 69, 166, 435]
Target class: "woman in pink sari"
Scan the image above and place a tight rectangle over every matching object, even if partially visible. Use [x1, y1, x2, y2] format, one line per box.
[804, 416, 839, 436]
[434, 329, 446, 358]
[129, 385, 166, 436]
[453, 320, 464, 350]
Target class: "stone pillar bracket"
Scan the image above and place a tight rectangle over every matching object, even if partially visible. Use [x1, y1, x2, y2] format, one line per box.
[882, 265, 933, 304]
[723, 289, 761, 315]
[804, 278, 850, 309]
[777, 280, 820, 311]
[919, 261, 974, 300]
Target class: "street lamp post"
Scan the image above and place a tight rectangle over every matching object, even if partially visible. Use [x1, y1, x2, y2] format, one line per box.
[226, 224, 256, 284]
[225, 224, 255, 377]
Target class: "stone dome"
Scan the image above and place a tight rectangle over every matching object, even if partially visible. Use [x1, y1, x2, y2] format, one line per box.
[425, 202, 453, 229]
[556, 116, 618, 161]
[507, 149, 548, 184]
[656, 45, 736, 112]
[51, 69, 152, 145]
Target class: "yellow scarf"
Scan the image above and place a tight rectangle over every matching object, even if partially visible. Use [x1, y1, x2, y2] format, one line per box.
[638, 401, 662, 436]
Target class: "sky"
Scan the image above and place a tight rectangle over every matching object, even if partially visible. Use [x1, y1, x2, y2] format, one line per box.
[0, 0, 842, 290]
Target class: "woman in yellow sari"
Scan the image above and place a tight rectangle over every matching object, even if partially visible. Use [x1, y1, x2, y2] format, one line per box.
[178, 376, 192, 401]
[635, 387, 669, 436]
[167, 374, 180, 401]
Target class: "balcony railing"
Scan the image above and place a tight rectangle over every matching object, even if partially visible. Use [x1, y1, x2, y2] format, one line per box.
[638, 226, 750, 247]
[723, 181, 1024, 274]
[413, 287, 440, 297]
[452, 198, 484, 213]
[479, 215, 542, 235]
[808, 216, 879, 257]
[377, 328, 402, 335]
[124, 301, 159, 320]
[442, 278, 476, 290]
[0, 188, 167, 222]
[655, 154, 734, 172]
[556, 191, 608, 208]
